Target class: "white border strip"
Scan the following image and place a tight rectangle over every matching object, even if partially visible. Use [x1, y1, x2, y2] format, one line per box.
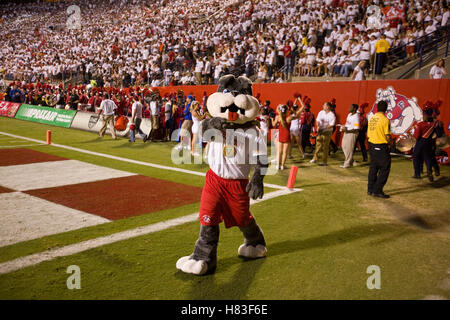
[0, 188, 299, 275]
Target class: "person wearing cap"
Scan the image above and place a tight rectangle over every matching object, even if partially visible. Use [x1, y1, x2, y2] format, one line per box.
[367, 100, 392, 198]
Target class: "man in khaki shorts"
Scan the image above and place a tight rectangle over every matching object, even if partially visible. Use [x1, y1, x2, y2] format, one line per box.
[310, 101, 336, 166]
[99, 94, 118, 139]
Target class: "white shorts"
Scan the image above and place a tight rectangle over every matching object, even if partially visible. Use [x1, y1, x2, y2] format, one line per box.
[290, 127, 300, 137]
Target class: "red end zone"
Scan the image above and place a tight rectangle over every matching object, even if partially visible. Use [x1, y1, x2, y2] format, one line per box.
[0, 148, 67, 166]
[26, 175, 203, 220]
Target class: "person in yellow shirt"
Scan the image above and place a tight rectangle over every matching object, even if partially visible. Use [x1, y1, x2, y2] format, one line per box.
[374, 34, 391, 74]
[367, 100, 392, 198]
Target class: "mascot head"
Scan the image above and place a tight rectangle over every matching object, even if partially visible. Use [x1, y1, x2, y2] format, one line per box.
[206, 75, 259, 125]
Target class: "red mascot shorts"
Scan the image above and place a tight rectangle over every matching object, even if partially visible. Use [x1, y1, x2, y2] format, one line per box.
[199, 169, 253, 228]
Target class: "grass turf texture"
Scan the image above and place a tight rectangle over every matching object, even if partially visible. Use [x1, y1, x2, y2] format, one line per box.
[0, 117, 449, 299]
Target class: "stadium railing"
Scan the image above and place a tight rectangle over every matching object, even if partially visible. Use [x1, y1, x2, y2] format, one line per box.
[386, 24, 450, 78]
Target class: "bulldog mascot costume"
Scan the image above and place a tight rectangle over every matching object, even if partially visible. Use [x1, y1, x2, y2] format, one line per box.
[176, 75, 269, 275]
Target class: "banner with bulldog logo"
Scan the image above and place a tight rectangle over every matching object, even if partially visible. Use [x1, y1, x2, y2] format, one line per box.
[367, 86, 423, 136]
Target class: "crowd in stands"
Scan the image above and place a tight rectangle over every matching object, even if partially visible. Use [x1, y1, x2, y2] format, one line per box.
[0, 0, 449, 88]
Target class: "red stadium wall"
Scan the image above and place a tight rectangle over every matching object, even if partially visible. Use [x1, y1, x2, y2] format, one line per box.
[157, 79, 450, 143]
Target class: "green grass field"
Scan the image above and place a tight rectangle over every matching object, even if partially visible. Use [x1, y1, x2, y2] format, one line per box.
[0, 117, 449, 300]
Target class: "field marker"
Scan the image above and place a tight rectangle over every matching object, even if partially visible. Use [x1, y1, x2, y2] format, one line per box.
[0, 187, 299, 275]
[46, 130, 52, 145]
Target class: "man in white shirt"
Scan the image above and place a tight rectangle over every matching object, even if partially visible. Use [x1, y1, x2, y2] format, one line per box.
[340, 104, 360, 168]
[310, 102, 336, 166]
[359, 37, 371, 66]
[350, 38, 361, 69]
[99, 94, 118, 140]
[130, 95, 148, 143]
[384, 26, 396, 46]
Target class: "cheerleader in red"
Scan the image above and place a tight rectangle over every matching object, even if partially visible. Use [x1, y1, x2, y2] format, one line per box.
[272, 104, 304, 170]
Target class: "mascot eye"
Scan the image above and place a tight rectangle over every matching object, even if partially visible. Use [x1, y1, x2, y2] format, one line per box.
[223, 89, 239, 96]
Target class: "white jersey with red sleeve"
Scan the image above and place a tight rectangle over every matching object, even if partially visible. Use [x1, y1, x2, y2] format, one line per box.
[207, 125, 267, 180]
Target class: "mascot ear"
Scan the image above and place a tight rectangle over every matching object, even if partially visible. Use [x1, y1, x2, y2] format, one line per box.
[217, 75, 237, 93]
[236, 76, 253, 96]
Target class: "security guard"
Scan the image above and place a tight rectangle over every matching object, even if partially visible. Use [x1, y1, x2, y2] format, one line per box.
[367, 100, 392, 198]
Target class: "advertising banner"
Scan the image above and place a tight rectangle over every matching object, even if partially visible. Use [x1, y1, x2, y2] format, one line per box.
[70, 111, 152, 138]
[0, 101, 21, 118]
[14, 104, 76, 128]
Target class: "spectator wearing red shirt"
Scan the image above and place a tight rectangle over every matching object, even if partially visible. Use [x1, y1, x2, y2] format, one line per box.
[79, 91, 89, 111]
[283, 41, 293, 80]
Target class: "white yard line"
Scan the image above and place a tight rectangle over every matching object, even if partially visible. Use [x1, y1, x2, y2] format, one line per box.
[0, 187, 300, 275]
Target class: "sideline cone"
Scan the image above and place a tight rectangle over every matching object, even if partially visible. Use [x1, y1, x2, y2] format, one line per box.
[46, 130, 51, 145]
[287, 165, 298, 189]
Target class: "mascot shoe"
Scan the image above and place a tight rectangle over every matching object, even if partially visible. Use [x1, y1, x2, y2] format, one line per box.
[176, 256, 209, 275]
[238, 244, 267, 259]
